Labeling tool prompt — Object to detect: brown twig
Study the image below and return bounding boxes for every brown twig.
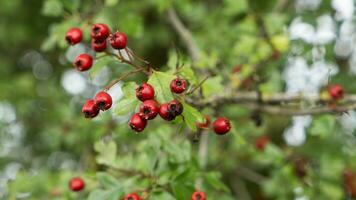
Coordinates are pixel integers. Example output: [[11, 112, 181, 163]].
[[103, 68, 145, 91], [186, 76, 209, 95]]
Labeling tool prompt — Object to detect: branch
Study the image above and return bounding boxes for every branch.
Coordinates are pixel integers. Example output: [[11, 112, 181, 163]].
[[189, 91, 356, 116], [167, 8, 200, 62]]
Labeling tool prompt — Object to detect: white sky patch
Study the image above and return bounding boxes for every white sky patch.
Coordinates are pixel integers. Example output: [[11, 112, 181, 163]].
[[61, 70, 87, 95], [332, 0, 355, 20]]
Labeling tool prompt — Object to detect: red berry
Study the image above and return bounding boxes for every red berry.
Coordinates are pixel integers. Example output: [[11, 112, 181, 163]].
[[69, 177, 85, 192], [73, 54, 93, 71], [159, 103, 176, 121], [212, 117, 231, 135], [91, 23, 110, 41], [65, 27, 83, 45], [91, 39, 107, 52], [170, 78, 187, 94], [254, 135, 269, 151], [197, 115, 211, 129], [191, 191, 206, 200], [129, 113, 147, 132], [168, 99, 183, 116], [328, 84, 344, 100], [82, 99, 100, 118], [94, 91, 112, 111], [232, 65, 242, 73], [124, 193, 141, 200], [136, 83, 155, 101], [139, 100, 159, 120], [109, 32, 128, 49]]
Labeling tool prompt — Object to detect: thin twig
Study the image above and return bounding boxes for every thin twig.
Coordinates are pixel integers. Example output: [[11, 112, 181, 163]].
[[186, 76, 209, 95], [104, 68, 145, 91]]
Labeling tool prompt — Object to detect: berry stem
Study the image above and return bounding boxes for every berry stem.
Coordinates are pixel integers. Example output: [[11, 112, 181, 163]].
[[103, 68, 146, 91], [186, 76, 209, 95]]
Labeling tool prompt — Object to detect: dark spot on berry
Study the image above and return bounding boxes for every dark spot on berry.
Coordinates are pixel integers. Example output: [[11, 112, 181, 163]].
[[98, 102, 106, 110], [93, 26, 100, 34], [143, 107, 150, 115], [176, 80, 182, 86], [75, 60, 82, 67]]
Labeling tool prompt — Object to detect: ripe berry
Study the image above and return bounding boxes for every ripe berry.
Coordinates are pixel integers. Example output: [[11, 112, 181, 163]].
[[69, 177, 85, 192], [124, 193, 141, 200], [159, 103, 176, 121], [213, 117, 231, 135], [94, 91, 112, 111], [328, 84, 344, 100], [191, 191, 206, 200], [73, 54, 93, 71], [136, 83, 155, 101], [91, 23, 110, 41], [168, 99, 183, 116], [232, 65, 242, 73], [197, 115, 211, 129], [65, 27, 83, 45], [91, 39, 107, 52], [109, 32, 128, 49], [170, 78, 187, 94], [255, 135, 269, 151], [139, 100, 159, 120], [129, 113, 147, 132], [82, 99, 100, 118]]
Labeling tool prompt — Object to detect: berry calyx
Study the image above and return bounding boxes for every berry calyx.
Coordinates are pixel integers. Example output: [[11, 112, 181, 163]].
[[69, 177, 85, 192], [91, 39, 107, 52], [109, 32, 128, 49], [124, 193, 141, 200], [170, 78, 187, 94], [136, 83, 155, 101], [212, 117, 231, 135], [129, 113, 147, 132], [168, 99, 183, 116], [91, 23, 110, 41], [254, 135, 269, 151], [94, 91, 112, 111], [65, 27, 83, 45], [82, 99, 100, 118], [73, 54, 93, 71], [159, 103, 176, 121], [139, 100, 159, 120], [197, 115, 211, 129], [328, 84, 344, 100], [191, 191, 206, 200]]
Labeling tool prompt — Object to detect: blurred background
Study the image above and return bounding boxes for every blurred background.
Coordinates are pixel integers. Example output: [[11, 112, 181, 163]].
[[1, 0, 356, 199]]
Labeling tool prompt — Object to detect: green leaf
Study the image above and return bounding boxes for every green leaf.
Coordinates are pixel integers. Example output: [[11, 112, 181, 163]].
[[309, 116, 335, 138], [89, 56, 114, 78], [148, 71, 175, 103], [94, 140, 117, 167], [88, 188, 123, 200], [150, 190, 176, 200], [115, 82, 140, 116], [105, 0, 119, 6], [97, 172, 120, 189], [178, 66, 198, 85], [42, 0, 63, 17], [182, 102, 204, 131], [205, 172, 230, 192], [202, 76, 224, 98]]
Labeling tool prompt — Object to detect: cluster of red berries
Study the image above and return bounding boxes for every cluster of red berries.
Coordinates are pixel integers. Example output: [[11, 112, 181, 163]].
[[129, 81, 185, 132], [69, 177, 206, 200], [65, 23, 128, 72], [82, 91, 113, 118]]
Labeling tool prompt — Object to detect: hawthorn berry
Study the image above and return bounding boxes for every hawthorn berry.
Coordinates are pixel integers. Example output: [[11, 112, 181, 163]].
[[197, 115, 211, 129], [191, 191, 206, 200], [124, 193, 141, 200], [129, 113, 147, 132], [212, 117, 231, 135], [159, 103, 176, 121], [168, 99, 183, 116], [91, 23, 110, 41], [328, 84, 344, 100], [91, 39, 107, 52], [94, 91, 112, 111], [109, 32, 128, 49], [69, 177, 85, 192], [255, 135, 269, 151], [139, 100, 159, 120], [65, 27, 83, 45], [232, 65, 242, 73], [82, 99, 100, 118], [170, 78, 187, 94], [73, 54, 93, 71], [136, 83, 155, 101]]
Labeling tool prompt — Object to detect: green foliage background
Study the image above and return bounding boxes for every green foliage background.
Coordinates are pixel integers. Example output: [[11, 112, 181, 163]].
[[0, 0, 356, 199]]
